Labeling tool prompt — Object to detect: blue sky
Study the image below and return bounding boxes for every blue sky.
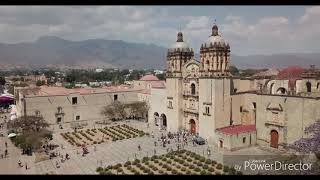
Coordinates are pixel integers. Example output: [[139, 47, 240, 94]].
[[0, 6, 319, 55]]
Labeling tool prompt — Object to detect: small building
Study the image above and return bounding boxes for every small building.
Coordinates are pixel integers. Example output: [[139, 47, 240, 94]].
[[215, 125, 257, 151]]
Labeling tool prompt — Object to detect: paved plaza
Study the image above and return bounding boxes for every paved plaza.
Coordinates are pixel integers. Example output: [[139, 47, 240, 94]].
[[0, 117, 283, 175]]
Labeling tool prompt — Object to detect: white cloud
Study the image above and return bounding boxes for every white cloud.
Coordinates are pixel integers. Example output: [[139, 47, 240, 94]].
[[185, 16, 210, 30], [0, 6, 319, 55]]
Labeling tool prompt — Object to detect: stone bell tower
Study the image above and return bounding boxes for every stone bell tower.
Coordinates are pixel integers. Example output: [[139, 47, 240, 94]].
[[166, 31, 194, 132], [198, 23, 232, 143]]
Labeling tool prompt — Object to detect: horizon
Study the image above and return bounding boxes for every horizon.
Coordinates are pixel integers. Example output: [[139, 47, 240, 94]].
[[0, 6, 319, 56]]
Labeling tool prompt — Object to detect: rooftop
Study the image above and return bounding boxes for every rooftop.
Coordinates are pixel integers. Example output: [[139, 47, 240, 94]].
[[139, 74, 159, 81], [20, 86, 141, 97], [150, 81, 166, 88], [276, 66, 305, 80], [216, 124, 256, 135]]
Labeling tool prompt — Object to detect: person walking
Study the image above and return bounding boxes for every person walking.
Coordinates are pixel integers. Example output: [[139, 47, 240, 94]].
[[5, 141, 7, 148], [18, 160, 22, 167], [25, 163, 28, 170], [4, 149, 8, 158], [154, 141, 157, 147], [138, 145, 141, 151]]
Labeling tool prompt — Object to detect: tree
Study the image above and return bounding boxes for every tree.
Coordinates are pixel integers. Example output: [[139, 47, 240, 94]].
[[8, 115, 51, 151], [7, 115, 49, 133], [101, 101, 127, 121], [36, 80, 44, 86], [125, 101, 150, 120], [0, 76, 5, 86], [229, 66, 239, 76], [156, 73, 166, 80], [287, 120, 320, 157]]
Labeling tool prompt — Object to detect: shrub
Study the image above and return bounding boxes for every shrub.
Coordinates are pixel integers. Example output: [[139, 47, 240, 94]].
[[186, 170, 191, 175], [228, 168, 237, 175], [197, 162, 203, 167], [208, 167, 215, 172], [142, 157, 149, 162], [158, 162, 163, 166], [200, 157, 205, 162], [105, 171, 113, 175], [200, 170, 206, 175], [223, 166, 229, 172], [152, 167, 158, 171], [166, 166, 172, 171], [159, 170, 164, 174], [143, 169, 148, 173], [215, 172, 221, 175], [93, 141, 97, 144], [117, 168, 123, 173], [167, 160, 172, 164], [212, 161, 217, 165], [125, 161, 131, 166], [189, 165, 195, 169], [205, 159, 212, 164], [134, 159, 140, 163], [187, 158, 192, 162], [194, 167, 201, 172], [181, 167, 186, 171], [172, 169, 178, 175], [203, 165, 209, 169], [115, 163, 122, 168], [127, 166, 132, 170], [96, 167, 103, 172], [154, 159, 159, 163], [144, 161, 149, 165], [216, 163, 223, 170]]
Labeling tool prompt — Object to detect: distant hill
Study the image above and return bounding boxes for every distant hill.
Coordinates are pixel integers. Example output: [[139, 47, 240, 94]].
[[0, 36, 319, 70]]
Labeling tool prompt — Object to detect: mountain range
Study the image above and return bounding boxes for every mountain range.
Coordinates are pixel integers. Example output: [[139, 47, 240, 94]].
[[0, 36, 319, 70]]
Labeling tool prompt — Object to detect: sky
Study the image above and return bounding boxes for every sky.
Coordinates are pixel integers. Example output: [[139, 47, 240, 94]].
[[0, 6, 319, 55]]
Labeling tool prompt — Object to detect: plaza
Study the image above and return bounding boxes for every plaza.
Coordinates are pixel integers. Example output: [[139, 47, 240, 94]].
[[0, 117, 283, 175]]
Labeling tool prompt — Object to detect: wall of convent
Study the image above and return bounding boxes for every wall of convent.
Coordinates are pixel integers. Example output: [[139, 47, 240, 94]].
[[19, 91, 139, 128], [231, 93, 320, 149]]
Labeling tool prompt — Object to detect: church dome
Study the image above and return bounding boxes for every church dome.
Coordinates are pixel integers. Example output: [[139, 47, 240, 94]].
[[203, 23, 229, 47], [169, 31, 192, 52], [206, 35, 226, 46]]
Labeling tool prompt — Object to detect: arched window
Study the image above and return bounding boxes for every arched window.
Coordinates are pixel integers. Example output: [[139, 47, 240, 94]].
[[270, 83, 274, 94], [306, 82, 311, 93], [191, 83, 196, 95], [276, 87, 287, 95]]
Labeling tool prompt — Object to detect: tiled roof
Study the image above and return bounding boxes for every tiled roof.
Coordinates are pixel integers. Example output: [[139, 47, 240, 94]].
[[139, 74, 159, 81], [276, 66, 304, 80], [150, 81, 166, 88], [23, 86, 141, 97], [216, 124, 256, 135]]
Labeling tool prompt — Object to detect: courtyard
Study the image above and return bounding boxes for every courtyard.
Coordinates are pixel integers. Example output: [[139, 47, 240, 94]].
[[0, 118, 284, 175]]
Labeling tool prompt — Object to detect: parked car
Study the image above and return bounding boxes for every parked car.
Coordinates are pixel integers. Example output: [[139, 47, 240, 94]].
[[194, 136, 206, 145]]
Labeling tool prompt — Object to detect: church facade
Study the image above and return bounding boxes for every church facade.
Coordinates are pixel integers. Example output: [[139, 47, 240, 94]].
[[164, 23, 320, 151]]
